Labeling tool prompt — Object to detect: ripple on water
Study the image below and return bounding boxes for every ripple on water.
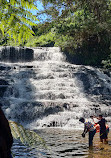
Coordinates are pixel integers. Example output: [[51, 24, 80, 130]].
[[12, 129, 111, 158]]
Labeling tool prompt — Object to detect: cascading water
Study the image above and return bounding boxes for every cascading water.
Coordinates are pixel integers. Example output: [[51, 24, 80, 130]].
[[0, 46, 33, 62], [0, 46, 111, 130]]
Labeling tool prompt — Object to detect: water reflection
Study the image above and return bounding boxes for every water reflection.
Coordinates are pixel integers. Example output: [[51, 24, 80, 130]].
[[12, 129, 111, 158]]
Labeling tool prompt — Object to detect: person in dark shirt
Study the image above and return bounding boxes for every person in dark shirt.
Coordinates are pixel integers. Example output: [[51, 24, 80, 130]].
[[0, 104, 13, 158], [93, 114, 108, 143]]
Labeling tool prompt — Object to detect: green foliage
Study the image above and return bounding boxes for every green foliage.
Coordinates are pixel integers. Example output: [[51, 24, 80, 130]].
[[25, 31, 55, 47], [39, 0, 111, 65], [9, 120, 46, 148], [0, 0, 38, 45], [102, 54, 111, 69], [32, 22, 55, 36]]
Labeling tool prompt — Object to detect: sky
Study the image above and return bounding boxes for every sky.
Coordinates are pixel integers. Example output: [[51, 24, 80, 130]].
[[31, 1, 47, 23]]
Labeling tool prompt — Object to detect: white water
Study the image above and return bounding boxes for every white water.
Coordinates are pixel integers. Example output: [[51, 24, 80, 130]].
[[0, 47, 111, 130]]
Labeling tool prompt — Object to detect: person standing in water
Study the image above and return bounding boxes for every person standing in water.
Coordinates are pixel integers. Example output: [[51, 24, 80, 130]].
[[92, 114, 109, 143], [79, 117, 96, 147]]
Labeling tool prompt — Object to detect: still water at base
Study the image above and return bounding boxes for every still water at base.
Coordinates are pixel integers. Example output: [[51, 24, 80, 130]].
[[12, 128, 111, 158]]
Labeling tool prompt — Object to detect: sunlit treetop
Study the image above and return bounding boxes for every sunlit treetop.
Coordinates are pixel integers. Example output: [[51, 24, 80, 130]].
[[0, 0, 38, 44]]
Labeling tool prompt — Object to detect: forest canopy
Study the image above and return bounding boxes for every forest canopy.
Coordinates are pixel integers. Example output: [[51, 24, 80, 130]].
[[0, 0, 111, 67]]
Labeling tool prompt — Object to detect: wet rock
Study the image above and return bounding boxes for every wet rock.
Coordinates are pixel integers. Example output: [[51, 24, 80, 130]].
[[92, 104, 100, 107], [0, 66, 11, 71], [103, 70, 111, 77], [26, 66, 33, 69], [46, 92, 56, 100], [47, 74, 54, 79], [44, 106, 63, 116], [92, 87, 104, 95], [0, 79, 9, 97], [75, 72, 91, 92], [63, 103, 70, 109], [58, 93, 65, 99]]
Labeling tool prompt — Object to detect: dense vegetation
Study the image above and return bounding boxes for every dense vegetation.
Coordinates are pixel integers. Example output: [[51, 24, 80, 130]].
[[0, 0, 38, 45], [0, 0, 111, 67]]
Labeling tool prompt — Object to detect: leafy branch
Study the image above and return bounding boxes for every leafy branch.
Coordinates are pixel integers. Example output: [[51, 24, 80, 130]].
[[0, 0, 38, 44]]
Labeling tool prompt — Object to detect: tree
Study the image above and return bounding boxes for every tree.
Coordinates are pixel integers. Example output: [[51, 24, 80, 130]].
[[0, 0, 38, 45], [38, 0, 111, 65]]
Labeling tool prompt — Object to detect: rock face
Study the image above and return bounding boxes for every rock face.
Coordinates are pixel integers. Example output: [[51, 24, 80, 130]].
[[0, 79, 9, 97], [0, 46, 34, 62], [0, 47, 111, 129]]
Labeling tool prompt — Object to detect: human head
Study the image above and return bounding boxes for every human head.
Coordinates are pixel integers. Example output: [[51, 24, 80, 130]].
[[79, 117, 85, 123], [99, 114, 103, 120]]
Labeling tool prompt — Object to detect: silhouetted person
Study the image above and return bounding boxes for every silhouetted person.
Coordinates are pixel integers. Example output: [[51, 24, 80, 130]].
[[0, 104, 13, 158], [92, 114, 108, 143]]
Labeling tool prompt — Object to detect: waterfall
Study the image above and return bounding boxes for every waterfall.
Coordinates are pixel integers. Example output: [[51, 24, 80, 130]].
[[0, 47, 111, 129], [0, 46, 34, 62]]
